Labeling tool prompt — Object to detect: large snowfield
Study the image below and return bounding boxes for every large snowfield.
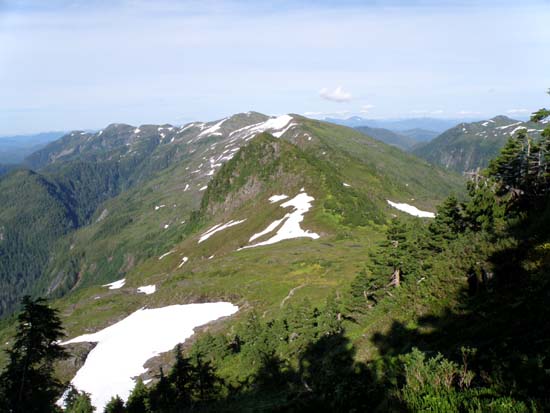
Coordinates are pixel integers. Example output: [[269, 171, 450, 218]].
[[61, 303, 238, 410]]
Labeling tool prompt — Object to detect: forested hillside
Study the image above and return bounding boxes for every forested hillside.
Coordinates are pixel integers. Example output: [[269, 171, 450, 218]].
[[3, 102, 549, 411], [75, 102, 550, 412], [414, 116, 547, 173]]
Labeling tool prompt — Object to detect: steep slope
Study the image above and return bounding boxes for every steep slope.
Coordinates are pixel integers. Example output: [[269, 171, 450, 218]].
[[0, 170, 77, 316], [413, 115, 546, 173], [0, 116, 466, 407], [36, 115, 463, 300], [355, 126, 417, 150]]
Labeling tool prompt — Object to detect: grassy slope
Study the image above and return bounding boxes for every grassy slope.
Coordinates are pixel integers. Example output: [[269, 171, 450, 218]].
[[0, 122, 464, 387]]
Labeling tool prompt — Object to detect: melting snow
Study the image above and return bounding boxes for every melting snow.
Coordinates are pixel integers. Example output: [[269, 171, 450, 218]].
[[242, 192, 319, 249], [198, 219, 247, 243], [158, 250, 175, 260], [269, 194, 289, 203], [198, 118, 227, 138], [496, 121, 523, 130], [237, 115, 294, 141], [137, 285, 156, 295], [387, 200, 435, 218], [103, 279, 126, 290], [509, 126, 527, 135], [177, 256, 189, 268], [60, 303, 238, 410]]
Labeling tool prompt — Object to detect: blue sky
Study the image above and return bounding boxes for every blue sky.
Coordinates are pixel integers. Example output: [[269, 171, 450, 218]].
[[1, 0, 550, 135]]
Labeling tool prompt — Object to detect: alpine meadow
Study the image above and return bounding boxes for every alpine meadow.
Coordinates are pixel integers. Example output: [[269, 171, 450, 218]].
[[1, 1, 550, 412]]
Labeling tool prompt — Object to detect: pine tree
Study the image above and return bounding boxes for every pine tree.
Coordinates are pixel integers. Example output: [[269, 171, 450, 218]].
[[348, 268, 379, 312], [429, 195, 465, 249], [103, 395, 126, 413], [65, 390, 95, 413], [168, 344, 193, 407], [125, 378, 149, 413], [147, 368, 173, 413], [0, 296, 68, 413], [191, 354, 221, 401], [376, 219, 408, 287]]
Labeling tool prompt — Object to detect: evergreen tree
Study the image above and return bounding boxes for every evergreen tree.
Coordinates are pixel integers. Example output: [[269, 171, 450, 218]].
[[168, 344, 193, 407], [372, 219, 409, 287], [147, 368, 173, 413], [103, 395, 126, 413], [191, 354, 222, 401], [0, 296, 67, 413], [125, 378, 149, 413], [429, 195, 465, 249], [65, 390, 95, 413], [348, 268, 379, 313]]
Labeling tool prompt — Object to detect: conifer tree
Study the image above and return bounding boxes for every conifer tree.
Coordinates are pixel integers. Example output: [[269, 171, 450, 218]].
[[103, 395, 126, 413], [147, 368, 173, 413], [0, 296, 67, 413], [168, 344, 193, 407], [191, 353, 221, 401], [125, 378, 149, 413], [65, 392, 95, 413]]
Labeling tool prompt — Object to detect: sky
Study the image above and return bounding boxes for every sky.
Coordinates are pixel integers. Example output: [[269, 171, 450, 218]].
[[1, 0, 550, 135]]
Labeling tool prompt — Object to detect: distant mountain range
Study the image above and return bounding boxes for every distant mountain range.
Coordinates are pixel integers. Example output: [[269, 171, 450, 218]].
[[0, 131, 65, 164], [413, 115, 546, 173], [325, 116, 477, 133]]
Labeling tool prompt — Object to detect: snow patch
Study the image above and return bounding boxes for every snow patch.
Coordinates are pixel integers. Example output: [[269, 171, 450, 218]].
[[60, 303, 238, 410], [103, 279, 126, 290], [387, 200, 435, 218], [496, 121, 523, 130], [242, 192, 319, 249], [269, 194, 289, 203], [198, 118, 227, 138], [198, 219, 247, 243], [177, 257, 189, 268], [158, 250, 175, 260], [137, 285, 156, 295]]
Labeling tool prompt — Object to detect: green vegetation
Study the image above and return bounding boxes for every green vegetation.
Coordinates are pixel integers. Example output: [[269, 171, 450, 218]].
[[95, 101, 550, 411], [0, 297, 68, 413], [355, 125, 418, 150], [414, 115, 547, 174]]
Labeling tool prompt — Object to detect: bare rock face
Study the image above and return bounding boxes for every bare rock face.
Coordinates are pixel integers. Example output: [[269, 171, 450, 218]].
[[57, 341, 96, 383]]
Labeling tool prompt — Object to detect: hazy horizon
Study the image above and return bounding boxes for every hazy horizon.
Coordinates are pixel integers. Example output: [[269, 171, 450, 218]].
[[1, 0, 549, 135]]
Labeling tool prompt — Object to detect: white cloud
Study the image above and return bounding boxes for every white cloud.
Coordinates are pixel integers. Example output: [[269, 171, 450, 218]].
[[360, 104, 375, 114], [506, 108, 530, 114], [319, 86, 352, 102]]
